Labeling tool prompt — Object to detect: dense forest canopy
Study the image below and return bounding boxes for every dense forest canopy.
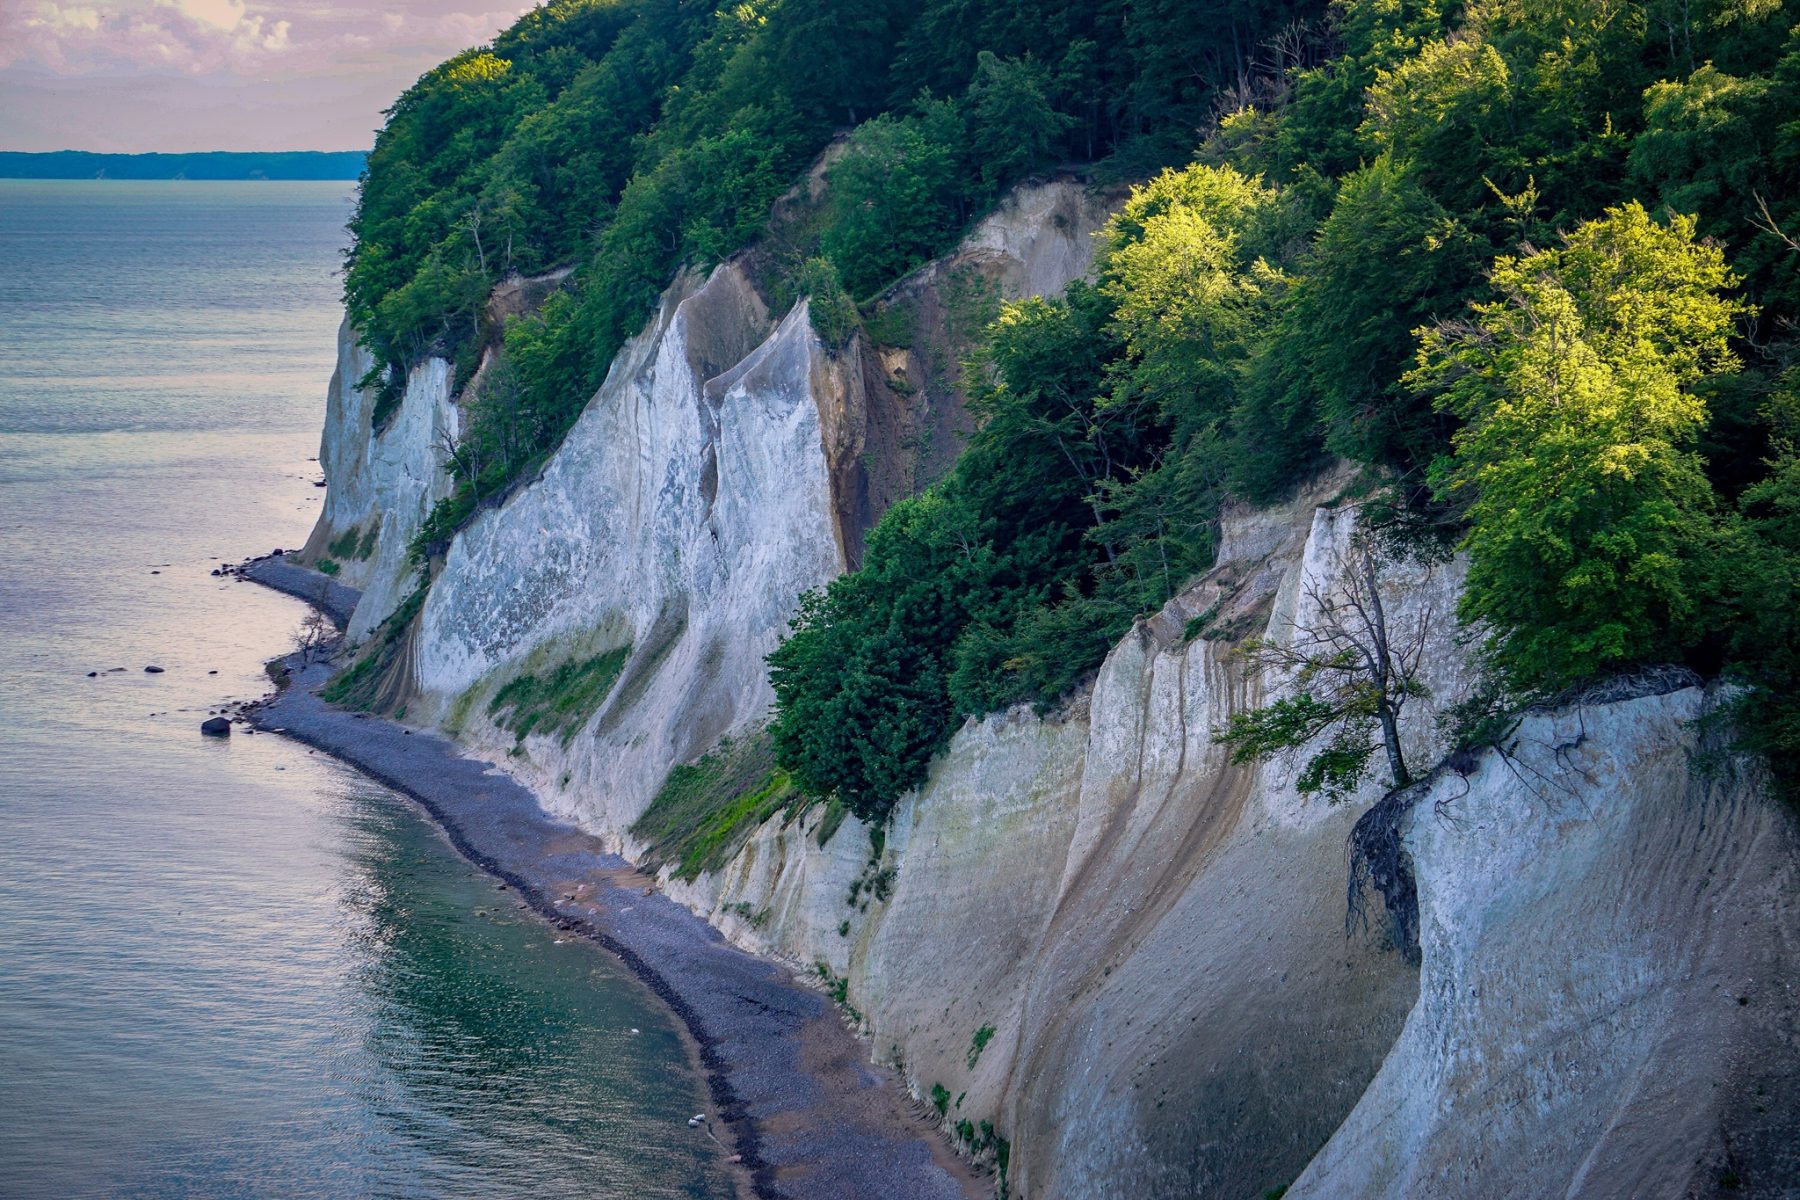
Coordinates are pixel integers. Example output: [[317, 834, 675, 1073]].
[[346, 0, 1800, 824], [344, 0, 1311, 430], [766, 0, 1800, 820]]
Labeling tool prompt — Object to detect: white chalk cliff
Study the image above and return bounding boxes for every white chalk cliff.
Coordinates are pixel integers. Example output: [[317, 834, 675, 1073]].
[[419, 264, 840, 835], [303, 318, 458, 644], [305, 176, 1800, 1198]]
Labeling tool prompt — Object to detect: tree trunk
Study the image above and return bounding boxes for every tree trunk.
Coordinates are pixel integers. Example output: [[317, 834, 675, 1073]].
[[1378, 702, 1409, 790]]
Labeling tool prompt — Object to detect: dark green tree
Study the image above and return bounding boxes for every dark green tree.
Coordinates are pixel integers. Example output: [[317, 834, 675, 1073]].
[[965, 52, 1076, 189]]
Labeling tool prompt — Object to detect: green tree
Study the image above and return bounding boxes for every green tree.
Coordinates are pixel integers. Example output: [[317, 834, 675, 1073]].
[[1631, 64, 1775, 229], [1099, 166, 1279, 417], [768, 285, 1125, 821], [796, 257, 860, 347], [965, 52, 1076, 190], [1267, 0, 1452, 180], [1630, 51, 1800, 322], [767, 491, 989, 821], [1416, 203, 1746, 692], [1280, 153, 1485, 479], [769, 0, 918, 127], [1727, 370, 1800, 788], [820, 113, 962, 297], [1361, 31, 1513, 208], [1092, 165, 1283, 606]]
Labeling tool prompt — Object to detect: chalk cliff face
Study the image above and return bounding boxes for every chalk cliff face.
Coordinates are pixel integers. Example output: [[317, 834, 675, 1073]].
[[416, 263, 840, 835], [310, 176, 1800, 1198], [671, 488, 1799, 1199], [667, 479, 1475, 1199], [303, 318, 457, 643], [1290, 681, 1800, 1199], [332, 178, 1119, 841]]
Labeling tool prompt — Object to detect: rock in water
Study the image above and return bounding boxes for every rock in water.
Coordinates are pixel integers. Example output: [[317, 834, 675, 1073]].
[[143, 665, 165, 674], [201, 717, 231, 737]]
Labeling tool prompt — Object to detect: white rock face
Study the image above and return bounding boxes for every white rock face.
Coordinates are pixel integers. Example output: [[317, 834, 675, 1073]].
[[1290, 683, 1800, 1199], [951, 178, 1117, 301], [303, 317, 457, 641], [370, 178, 1119, 840], [674, 477, 1478, 1198], [672, 486, 1799, 1198], [412, 264, 844, 838], [306, 318, 376, 570]]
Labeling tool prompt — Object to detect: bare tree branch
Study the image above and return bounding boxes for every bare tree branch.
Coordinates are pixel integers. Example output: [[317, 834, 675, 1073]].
[[1223, 523, 1432, 798], [292, 580, 340, 666], [1752, 192, 1800, 254]]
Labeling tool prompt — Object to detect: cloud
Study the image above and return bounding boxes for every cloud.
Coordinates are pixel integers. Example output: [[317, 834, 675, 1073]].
[[0, 0, 533, 150], [0, 1, 529, 78], [174, 0, 245, 29]]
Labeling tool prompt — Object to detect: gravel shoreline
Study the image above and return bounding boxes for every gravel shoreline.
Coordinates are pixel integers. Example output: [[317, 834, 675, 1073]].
[[245, 567, 984, 1200], [236, 554, 360, 627]]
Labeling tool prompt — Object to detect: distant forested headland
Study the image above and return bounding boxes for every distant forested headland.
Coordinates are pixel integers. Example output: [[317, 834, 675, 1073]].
[[0, 151, 367, 180]]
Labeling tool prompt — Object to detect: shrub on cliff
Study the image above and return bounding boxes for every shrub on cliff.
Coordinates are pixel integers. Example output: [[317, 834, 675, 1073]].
[[797, 258, 860, 348], [820, 112, 963, 299]]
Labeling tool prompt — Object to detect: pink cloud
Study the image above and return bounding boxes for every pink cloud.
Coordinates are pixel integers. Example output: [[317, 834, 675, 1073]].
[[0, 1, 529, 78], [0, 1, 538, 150]]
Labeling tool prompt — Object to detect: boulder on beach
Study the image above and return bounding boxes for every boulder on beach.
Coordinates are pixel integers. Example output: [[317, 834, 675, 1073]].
[[201, 717, 231, 737]]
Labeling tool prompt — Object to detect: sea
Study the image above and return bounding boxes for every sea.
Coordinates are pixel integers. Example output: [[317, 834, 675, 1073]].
[[0, 180, 734, 1199]]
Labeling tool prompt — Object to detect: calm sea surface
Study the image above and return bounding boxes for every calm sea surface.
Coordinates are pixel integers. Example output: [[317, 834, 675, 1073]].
[[0, 181, 732, 1199]]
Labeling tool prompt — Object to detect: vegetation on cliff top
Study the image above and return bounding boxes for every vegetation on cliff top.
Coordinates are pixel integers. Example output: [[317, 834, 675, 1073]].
[[770, 0, 1800, 821], [347, 0, 1314, 561], [348, 0, 1800, 823]]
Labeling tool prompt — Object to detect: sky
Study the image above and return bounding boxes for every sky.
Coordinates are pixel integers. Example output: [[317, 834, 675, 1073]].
[[0, 0, 534, 152]]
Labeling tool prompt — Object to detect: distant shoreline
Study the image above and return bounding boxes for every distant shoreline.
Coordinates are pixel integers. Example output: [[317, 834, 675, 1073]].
[[0, 151, 366, 181]]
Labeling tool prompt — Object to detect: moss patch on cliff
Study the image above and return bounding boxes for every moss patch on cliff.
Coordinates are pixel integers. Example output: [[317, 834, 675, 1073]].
[[632, 729, 806, 882], [593, 608, 685, 735], [321, 582, 428, 712], [488, 643, 631, 746], [326, 522, 378, 562]]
